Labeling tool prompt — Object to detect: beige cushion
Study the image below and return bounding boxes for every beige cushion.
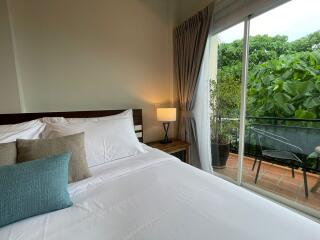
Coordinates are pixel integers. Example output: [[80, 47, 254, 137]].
[[17, 133, 91, 183], [0, 142, 17, 166]]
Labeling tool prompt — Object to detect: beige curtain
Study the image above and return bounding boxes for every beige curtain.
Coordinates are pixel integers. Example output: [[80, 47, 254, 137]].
[[174, 5, 214, 168]]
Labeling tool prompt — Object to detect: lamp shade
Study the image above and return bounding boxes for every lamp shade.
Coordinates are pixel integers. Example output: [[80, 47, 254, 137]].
[[157, 108, 176, 122]]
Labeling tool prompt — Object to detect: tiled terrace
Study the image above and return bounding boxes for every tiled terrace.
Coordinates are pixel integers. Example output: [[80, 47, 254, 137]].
[[215, 153, 320, 211]]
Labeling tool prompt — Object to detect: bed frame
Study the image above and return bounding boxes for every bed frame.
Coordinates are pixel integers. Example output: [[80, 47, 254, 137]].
[[0, 109, 144, 142]]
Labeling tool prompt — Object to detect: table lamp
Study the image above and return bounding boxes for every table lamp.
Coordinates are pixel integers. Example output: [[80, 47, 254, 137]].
[[157, 108, 176, 144]]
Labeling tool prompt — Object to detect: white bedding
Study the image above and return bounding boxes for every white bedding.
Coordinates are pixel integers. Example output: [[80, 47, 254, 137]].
[[0, 145, 319, 240]]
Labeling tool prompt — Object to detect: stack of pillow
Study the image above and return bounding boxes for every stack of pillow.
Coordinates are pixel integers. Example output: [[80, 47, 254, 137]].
[[0, 109, 144, 227]]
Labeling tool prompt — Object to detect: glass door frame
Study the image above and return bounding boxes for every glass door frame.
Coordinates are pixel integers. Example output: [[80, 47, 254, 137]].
[[216, 16, 320, 220], [237, 16, 250, 185]]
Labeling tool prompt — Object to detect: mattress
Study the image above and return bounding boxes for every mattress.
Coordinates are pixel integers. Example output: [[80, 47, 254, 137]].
[[0, 145, 319, 240]]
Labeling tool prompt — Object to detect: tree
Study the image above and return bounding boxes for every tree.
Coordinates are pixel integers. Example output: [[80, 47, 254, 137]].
[[213, 30, 320, 119], [210, 75, 240, 144], [218, 34, 290, 71], [290, 31, 320, 52], [248, 35, 290, 68], [247, 51, 320, 118]]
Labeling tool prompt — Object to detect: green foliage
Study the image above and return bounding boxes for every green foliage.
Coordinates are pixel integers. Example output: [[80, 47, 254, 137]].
[[213, 30, 320, 121], [218, 39, 243, 70], [210, 72, 240, 144], [211, 31, 320, 168], [248, 35, 290, 68], [247, 51, 320, 118], [218, 35, 290, 70], [290, 31, 320, 52]]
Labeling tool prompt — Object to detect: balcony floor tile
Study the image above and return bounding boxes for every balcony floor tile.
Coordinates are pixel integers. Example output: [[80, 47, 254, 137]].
[[214, 153, 320, 211]]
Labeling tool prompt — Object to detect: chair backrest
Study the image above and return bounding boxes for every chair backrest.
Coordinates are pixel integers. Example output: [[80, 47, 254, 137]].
[[250, 127, 303, 154], [251, 124, 319, 156]]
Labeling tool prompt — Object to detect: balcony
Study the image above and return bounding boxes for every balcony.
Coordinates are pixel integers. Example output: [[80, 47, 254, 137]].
[[215, 153, 320, 211], [210, 17, 320, 215], [212, 117, 320, 211]]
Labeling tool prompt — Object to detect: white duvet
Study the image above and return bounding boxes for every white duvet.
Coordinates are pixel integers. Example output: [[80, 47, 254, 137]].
[[0, 145, 319, 240]]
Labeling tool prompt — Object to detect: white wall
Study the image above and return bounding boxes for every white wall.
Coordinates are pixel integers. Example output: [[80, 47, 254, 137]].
[[0, 0, 20, 113], [5, 0, 175, 142], [0, 0, 210, 141]]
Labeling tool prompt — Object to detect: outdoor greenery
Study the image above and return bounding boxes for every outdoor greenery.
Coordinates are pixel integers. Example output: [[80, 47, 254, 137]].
[[210, 30, 320, 145], [249, 51, 320, 119], [210, 79, 240, 144]]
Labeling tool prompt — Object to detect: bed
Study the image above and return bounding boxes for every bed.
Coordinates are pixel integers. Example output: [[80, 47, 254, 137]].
[[0, 110, 319, 240]]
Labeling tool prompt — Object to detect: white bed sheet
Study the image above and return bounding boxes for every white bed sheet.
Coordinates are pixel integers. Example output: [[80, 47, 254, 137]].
[[0, 144, 319, 240]]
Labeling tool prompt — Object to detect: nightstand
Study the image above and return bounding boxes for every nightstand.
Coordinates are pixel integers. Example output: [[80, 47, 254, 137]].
[[147, 139, 190, 164]]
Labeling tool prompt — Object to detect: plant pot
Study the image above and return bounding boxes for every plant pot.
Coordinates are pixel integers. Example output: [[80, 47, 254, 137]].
[[211, 142, 230, 169]]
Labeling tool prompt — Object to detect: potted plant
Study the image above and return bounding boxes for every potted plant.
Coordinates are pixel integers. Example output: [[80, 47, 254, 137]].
[[210, 71, 240, 168], [210, 116, 232, 168]]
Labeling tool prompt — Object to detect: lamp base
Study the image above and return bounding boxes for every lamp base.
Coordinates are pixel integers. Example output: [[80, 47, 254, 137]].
[[161, 122, 171, 144]]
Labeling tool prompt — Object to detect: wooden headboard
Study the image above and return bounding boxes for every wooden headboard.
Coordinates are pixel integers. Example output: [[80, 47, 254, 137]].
[[0, 109, 144, 142]]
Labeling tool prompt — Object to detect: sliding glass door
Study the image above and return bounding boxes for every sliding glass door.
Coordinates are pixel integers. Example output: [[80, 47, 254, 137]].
[[210, 0, 320, 217], [210, 23, 243, 181], [243, 0, 320, 214]]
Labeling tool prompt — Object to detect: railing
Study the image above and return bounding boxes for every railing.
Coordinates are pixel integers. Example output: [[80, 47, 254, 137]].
[[214, 116, 320, 173], [246, 116, 320, 128]]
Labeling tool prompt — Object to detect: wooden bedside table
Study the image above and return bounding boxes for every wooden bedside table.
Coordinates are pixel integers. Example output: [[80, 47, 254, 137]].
[[147, 139, 190, 164]]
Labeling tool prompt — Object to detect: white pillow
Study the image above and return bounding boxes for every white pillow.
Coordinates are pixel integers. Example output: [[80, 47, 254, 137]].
[[41, 111, 144, 167], [41, 109, 132, 124], [0, 120, 45, 143]]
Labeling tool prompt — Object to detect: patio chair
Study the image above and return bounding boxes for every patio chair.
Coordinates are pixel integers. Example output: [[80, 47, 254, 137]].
[[250, 127, 309, 198]]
